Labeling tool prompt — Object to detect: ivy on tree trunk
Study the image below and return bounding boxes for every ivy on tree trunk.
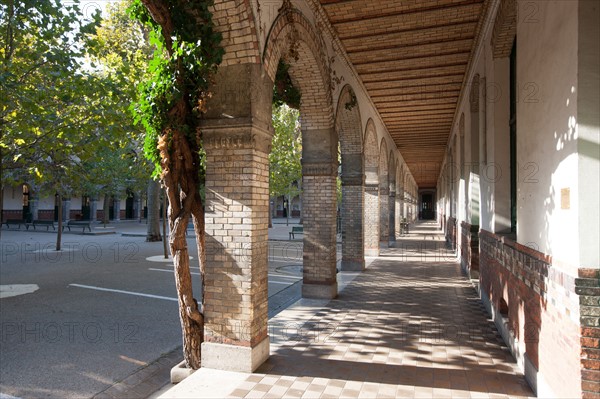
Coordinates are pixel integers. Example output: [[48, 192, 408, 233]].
[[129, 0, 223, 369]]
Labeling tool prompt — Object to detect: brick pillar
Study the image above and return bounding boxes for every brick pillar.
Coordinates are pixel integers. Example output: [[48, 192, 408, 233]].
[[202, 125, 271, 372], [379, 187, 389, 247], [341, 170, 364, 271], [389, 187, 396, 243], [200, 63, 272, 372], [302, 161, 338, 298], [113, 199, 120, 221], [364, 184, 380, 256]]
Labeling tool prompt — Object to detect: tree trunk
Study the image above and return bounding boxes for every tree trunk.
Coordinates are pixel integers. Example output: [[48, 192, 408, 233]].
[[268, 196, 273, 228], [0, 184, 4, 240], [146, 179, 162, 242], [160, 103, 204, 370], [56, 193, 63, 251], [102, 195, 110, 226], [162, 186, 168, 258], [138, 0, 208, 370]]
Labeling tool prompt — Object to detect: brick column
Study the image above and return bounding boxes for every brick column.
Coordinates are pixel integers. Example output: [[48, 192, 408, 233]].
[[379, 187, 389, 247], [200, 63, 273, 372], [341, 168, 364, 271], [389, 184, 396, 243], [201, 125, 271, 372], [364, 184, 380, 256], [302, 161, 338, 299]]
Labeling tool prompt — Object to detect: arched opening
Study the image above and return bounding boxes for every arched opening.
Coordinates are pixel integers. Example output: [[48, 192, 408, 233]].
[[199, 5, 338, 371], [263, 9, 338, 300], [363, 120, 380, 256], [21, 183, 31, 222], [125, 189, 135, 219], [379, 139, 389, 247]]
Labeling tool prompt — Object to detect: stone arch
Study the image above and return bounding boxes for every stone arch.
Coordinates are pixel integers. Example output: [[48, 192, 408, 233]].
[[263, 8, 333, 130], [336, 85, 365, 271], [378, 139, 389, 246], [363, 119, 380, 256]]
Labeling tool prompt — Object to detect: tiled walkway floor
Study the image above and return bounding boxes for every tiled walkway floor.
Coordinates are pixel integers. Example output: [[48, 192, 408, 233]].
[[161, 221, 534, 399]]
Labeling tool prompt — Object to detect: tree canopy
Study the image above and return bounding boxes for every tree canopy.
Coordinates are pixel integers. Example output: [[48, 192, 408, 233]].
[[269, 104, 302, 201]]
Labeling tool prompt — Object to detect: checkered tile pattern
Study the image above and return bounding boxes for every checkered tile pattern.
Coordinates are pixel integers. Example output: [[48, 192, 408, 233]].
[[223, 221, 534, 398]]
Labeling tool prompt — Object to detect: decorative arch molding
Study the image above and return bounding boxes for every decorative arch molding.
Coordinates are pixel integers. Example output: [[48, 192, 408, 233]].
[[336, 84, 363, 184]]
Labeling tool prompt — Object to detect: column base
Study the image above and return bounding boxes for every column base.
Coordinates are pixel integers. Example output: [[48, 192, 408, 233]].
[[302, 282, 338, 299], [341, 259, 365, 271], [201, 336, 270, 373]]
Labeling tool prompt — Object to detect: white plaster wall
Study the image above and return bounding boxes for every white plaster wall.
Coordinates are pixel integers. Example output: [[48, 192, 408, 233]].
[[577, 0, 600, 269], [70, 197, 82, 210], [3, 185, 22, 209], [517, 0, 579, 271], [38, 196, 55, 210]]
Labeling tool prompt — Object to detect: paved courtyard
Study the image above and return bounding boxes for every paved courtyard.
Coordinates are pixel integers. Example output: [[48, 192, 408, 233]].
[[158, 221, 534, 398]]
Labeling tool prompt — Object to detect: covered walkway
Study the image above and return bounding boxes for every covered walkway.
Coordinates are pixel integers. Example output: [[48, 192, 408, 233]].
[[159, 221, 533, 398]]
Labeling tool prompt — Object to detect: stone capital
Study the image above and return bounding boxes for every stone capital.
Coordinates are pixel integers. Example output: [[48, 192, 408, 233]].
[[202, 124, 272, 154], [364, 183, 379, 192], [341, 173, 364, 186], [302, 160, 338, 176]]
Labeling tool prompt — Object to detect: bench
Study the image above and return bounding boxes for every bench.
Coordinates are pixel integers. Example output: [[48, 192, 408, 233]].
[[4, 219, 28, 229], [33, 220, 56, 231], [289, 226, 304, 240], [63, 220, 92, 233], [400, 222, 409, 235]]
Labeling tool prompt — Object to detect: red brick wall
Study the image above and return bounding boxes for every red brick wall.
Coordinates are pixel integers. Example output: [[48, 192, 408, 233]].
[[480, 229, 582, 398], [37, 210, 54, 221], [578, 268, 600, 398], [2, 210, 23, 222]]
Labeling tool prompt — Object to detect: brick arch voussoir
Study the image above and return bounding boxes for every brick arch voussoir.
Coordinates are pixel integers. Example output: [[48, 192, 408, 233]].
[[263, 10, 333, 128], [336, 84, 363, 170], [211, 0, 260, 66]]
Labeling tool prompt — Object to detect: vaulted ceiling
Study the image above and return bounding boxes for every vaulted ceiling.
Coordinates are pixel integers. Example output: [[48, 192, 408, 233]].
[[319, 0, 487, 188]]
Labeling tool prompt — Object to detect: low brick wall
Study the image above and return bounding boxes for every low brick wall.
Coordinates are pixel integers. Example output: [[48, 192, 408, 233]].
[[479, 229, 588, 398], [2, 210, 23, 221]]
